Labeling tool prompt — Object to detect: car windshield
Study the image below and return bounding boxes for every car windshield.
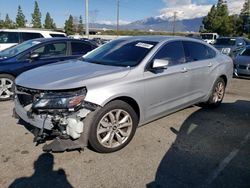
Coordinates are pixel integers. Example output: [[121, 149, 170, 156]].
[[82, 39, 158, 67], [240, 48, 250, 56], [201, 34, 213, 40], [0, 40, 40, 58], [214, 38, 236, 46]]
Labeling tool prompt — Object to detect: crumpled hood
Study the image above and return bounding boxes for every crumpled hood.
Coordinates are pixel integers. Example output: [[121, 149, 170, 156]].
[[234, 55, 250, 65], [16, 59, 130, 90]]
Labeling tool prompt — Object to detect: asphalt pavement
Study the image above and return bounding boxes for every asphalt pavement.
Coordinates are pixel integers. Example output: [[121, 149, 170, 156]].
[[0, 78, 249, 188]]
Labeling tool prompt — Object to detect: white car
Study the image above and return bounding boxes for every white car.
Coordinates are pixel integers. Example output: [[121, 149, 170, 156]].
[[0, 29, 66, 51]]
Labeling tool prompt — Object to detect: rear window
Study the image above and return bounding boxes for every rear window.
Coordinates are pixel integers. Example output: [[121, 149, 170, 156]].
[[22, 32, 44, 41], [71, 42, 93, 55], [50, 34, 66, 37], [0, 32, 19, 44]]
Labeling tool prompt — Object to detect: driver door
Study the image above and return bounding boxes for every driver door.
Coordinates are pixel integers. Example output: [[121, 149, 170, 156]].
[[143, 41, 191, 122]]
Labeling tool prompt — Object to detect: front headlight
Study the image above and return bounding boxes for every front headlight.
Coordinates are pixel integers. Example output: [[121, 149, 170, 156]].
[[32, 88, 87, 110]]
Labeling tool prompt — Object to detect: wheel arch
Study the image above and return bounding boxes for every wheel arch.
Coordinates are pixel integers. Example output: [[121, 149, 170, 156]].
[[219, 75, 228, 86], [108, 96, 141, 122]]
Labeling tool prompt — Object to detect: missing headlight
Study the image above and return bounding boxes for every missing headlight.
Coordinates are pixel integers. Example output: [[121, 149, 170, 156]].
[[32, 87, 87, 112]]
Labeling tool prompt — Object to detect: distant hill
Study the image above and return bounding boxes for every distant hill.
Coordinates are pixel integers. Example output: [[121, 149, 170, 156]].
[[92, 17, 204, 32]]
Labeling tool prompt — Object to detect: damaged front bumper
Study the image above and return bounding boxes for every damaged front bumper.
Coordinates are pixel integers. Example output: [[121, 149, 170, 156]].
[[14, 86, 98, 152]]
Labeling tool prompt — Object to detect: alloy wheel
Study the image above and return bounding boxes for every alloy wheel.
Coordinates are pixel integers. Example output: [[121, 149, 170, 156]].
[[0, 78, 14, 99], [96, 109, 133, 148], [212, 81, 225, 103]]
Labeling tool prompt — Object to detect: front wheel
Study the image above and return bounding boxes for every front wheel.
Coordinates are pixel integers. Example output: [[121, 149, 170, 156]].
[[0, 74, 15, 101], [203, 78, 226, 108], [88, 100, 138, 153]]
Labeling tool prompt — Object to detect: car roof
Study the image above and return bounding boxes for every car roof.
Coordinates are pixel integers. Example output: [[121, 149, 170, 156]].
[[30, 37, 91, 43], [116, 35, 194, 43], [0, 29, 65, 35]]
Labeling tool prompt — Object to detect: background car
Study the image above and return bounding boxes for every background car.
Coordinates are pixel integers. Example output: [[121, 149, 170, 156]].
[[213, 37, 250, 57], [0, 37, 97, 101], [233, 45, 250, 78], [0, 29, 66, 51]]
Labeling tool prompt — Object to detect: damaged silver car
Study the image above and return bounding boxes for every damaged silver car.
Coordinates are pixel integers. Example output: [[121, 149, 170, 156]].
[[14, 36, 233, 153]]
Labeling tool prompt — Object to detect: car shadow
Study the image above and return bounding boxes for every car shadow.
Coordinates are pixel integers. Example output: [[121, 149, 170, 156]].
[[147, 100, 250, 188], [8, 153, 73, 188]]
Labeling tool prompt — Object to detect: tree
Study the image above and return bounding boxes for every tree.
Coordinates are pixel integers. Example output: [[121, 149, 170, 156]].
[[16, 5, 26, 27], [202, 0, 233, 36], [78, 15, 84, 35], [4, 14, 16, 29], [31, 1, 42, 28], [0, 20, 4, 29], [44, 12, 56, 29], [64, 15, 74, 35], [238, 0, 250, 35], [202, 5, 217, 32]]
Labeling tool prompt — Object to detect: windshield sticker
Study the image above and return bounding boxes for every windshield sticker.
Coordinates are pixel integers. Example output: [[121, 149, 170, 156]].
[[32, 41, 41, 45], [135, 42, 154, 49]]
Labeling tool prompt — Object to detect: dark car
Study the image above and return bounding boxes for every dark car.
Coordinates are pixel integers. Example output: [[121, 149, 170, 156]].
[[0, 38, 97, 100], [213, 37, 250, 57], [233, 45, 250, 78]]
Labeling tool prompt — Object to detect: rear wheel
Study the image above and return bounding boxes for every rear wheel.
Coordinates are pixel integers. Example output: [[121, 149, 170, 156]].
[[0, 74, 15, 101], [88, 100, 138, 153], [203, 78, 226, 108]]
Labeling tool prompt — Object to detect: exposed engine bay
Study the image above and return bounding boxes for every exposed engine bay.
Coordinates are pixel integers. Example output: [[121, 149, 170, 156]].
[[14, 85, 99, 152]]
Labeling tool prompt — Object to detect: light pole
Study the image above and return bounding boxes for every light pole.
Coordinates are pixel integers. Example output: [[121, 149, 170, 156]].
[[117, 0, 120, 36], [85, 0, 89, 38], [173, 12, 177, 36]]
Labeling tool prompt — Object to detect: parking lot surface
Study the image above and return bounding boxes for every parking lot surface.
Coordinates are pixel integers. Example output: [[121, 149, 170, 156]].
[[0, 78, 249, 188]]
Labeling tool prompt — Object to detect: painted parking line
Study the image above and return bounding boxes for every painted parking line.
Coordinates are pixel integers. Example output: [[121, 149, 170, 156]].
[[205, 131, 250, 185]]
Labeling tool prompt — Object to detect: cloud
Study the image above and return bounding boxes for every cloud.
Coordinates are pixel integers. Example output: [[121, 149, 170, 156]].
[[97, 20, 131, 25], [160, 0, 245, 20]]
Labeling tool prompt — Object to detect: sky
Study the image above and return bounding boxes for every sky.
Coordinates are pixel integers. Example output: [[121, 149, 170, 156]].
[[0, 0, 246, 27]]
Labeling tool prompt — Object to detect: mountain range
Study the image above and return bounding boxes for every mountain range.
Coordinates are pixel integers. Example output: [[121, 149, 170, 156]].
[[92, 17, 204, 32]]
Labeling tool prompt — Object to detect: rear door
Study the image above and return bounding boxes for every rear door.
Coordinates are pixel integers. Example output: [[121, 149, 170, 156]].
[[182, 41, 217, 101], [144, 41, 191, 121]]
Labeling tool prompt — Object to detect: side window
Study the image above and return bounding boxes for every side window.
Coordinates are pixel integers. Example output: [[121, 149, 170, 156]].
[[0, 32, 19, 43], [152, 41, 185, 66], [183, 41, 215, 62], [33, 42, 67, 58], [22, 32, 44, 41], [71, 42, 93, 55]]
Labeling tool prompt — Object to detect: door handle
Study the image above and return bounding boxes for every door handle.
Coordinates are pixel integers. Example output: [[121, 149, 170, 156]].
[[208, 63, 213, 67], [181, 67, 188, 73]]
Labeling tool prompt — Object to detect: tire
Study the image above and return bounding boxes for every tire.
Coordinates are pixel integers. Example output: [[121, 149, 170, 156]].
[[87, 100, 138, 153], [202, 78, 226, 108], [0, 74, 15, 101]]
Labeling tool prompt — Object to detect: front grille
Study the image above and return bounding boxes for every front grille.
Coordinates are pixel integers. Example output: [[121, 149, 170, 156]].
[[238, 65, 248, 70]]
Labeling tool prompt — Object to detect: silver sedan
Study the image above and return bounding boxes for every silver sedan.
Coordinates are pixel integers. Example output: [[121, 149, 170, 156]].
[[14, 36, 233, 153]]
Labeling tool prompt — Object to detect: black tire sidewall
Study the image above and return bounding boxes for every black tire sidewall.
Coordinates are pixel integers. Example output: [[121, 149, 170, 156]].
[[88, 100, 138, 153]]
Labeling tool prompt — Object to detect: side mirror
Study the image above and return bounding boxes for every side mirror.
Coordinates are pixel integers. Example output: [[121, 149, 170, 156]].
[[152, 59, 169, 69], [30, 53, 40, 60], [237, 42, 243, 47]]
